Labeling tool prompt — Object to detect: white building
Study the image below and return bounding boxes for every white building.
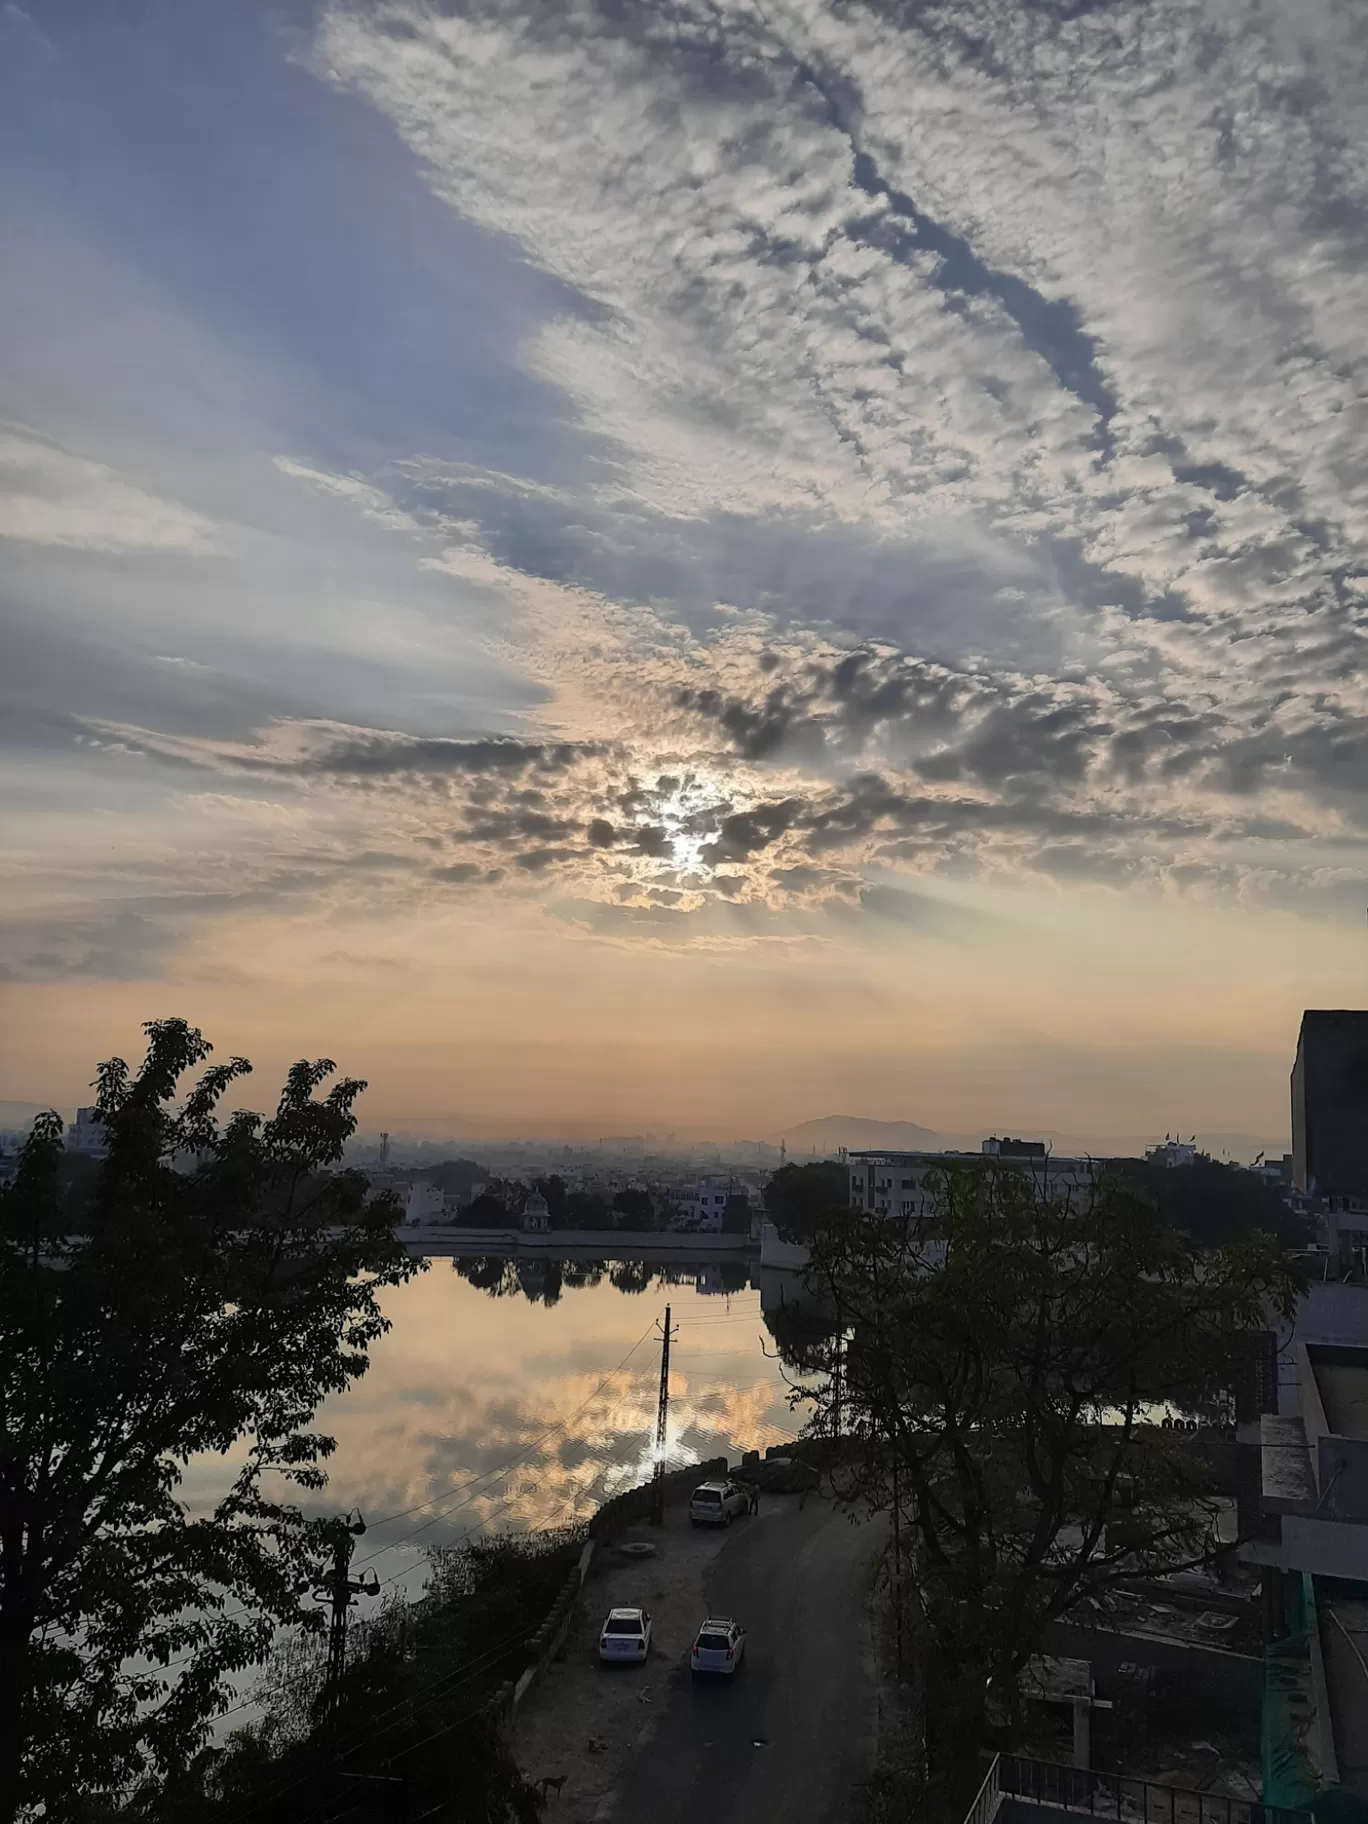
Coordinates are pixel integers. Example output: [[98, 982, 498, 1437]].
[[1144, 1137, 1199, 1168], [521, 1190, 551, 1233], [404, 1181, 448, 1226], [849, 1140, 1099, 1240], [669, 1175, 734, 1233]]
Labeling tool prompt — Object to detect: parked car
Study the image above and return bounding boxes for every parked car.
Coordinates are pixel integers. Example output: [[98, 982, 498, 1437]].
[[598, 1606, 652, 1665], [690, 1615, 746, 1675], [689, 1480, 748, 1526]]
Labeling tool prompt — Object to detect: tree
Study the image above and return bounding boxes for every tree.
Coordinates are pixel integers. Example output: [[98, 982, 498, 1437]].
[[764, 1159, 848, 1243], [802, 1164, 1299, 1817], [457, 1191, 516, 1229], [722, 1193, 752, 1234], [612, 1188, 656, 1230], [425, 1157, 491, 1201], [1118, 1156, 1312, 1249], [564, 1191, 613, 1231], [0, 1019, 420, 1821]]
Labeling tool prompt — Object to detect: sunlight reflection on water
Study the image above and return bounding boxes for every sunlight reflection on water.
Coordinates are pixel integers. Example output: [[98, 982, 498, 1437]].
[[185, 1255, 806, 1609]]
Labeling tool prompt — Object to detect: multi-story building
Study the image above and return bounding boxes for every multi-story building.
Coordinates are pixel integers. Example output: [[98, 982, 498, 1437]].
[[66, 1106, 107, 1156], [404, 1180, 449, 1225], [849, 1139, 1098, 1224], [1292, 1011, 1368, 1217], [669, 1174, 735, 1233]]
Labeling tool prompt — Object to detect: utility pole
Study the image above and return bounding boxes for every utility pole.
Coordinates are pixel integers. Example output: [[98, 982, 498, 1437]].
[[891, 1456, 904, 1671], [651, 1305, 677, 1525], [312, 1511, 378, 1724]]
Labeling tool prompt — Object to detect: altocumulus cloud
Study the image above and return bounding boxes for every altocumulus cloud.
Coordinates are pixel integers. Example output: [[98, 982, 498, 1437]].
[[294, 0, 1368, 906], [4, 0, 1367, 983]]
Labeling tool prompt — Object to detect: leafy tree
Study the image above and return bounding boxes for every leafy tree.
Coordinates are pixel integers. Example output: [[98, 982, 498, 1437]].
[[612, 1188, 656, 1230], [457, 1192, 517, 1230], [722, 1192, 753, 1234], [564, 1190, 613, 1231], [802, 1164, 1299, 1817], [764, 1159, 848, 1243], [1117, 1156, 1312, 1249], [424, 1157, 492, 1201], [0, 1019, 420, 1822]]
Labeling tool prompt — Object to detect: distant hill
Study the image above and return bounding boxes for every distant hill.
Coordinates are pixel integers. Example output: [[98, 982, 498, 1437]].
[[775, 1115, 949, 1155], [773, 1116, 1290, 1165]]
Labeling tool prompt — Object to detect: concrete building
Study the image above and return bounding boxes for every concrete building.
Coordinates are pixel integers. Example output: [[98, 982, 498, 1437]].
[[1145, 1137, 1200, 1168], [1240, 1333, 1368, 1812], [1292, 1012, 1368, 1212], [669, 1174, 733, 1233], [66, 1106, 106, 1156], [849, 1139, 1099, 1235], [404, 1180, 447, 1225]]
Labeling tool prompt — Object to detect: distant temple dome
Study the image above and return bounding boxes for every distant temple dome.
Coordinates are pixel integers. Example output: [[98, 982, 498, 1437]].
[[522, 1191, 551, 1232]]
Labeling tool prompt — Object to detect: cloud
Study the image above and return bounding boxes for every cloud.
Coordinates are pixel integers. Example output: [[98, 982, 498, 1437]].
[[0, 422, 222, 554], [313, 0, 1367, 815]]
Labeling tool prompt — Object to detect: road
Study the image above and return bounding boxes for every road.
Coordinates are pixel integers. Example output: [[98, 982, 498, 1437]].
[[613, 1495, 881, 1824]]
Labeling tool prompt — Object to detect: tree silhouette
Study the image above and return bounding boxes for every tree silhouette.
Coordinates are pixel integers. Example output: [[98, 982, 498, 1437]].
[[0, 1019, 419, 1819]]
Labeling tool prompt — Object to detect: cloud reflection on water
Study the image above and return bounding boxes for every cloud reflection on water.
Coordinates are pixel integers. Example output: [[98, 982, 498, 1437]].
[[257, 1258, 803, 1595]]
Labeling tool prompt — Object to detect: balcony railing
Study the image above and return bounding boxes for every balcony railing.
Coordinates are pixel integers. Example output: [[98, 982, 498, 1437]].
[[969, 1756, 1309, 1824]]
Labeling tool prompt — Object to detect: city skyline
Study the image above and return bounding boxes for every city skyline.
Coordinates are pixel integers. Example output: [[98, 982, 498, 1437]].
[[3, 0, 1366, 1139]]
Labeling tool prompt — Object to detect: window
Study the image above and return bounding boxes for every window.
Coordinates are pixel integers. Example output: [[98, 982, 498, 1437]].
[[605, 1617, 643, 1635], [697, 1634, 730, 1653]]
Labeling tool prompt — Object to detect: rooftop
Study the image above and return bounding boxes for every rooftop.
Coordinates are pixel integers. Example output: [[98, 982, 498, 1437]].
[[1309, 1345, 1368, 1442]]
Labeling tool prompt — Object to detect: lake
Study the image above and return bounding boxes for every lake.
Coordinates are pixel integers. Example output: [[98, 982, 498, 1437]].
[[184, 1254, 810, 1630]]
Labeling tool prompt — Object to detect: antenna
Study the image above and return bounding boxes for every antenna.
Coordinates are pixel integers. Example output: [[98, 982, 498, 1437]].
[[379, 1130, 390, 1169]]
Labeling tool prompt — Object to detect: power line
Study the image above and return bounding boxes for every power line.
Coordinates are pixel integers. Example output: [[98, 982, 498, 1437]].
[[156, 1315, 663, 1678]]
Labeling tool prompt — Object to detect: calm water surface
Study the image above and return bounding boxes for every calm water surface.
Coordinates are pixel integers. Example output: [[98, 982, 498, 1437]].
[[186, 1255, 806, 1613]]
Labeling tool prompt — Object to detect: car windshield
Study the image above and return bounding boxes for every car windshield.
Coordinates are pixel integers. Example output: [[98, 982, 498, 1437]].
[[693, 1489, 721, 1503], [697, 1634, 730, 1652], [604, 1617, 642, 1634]]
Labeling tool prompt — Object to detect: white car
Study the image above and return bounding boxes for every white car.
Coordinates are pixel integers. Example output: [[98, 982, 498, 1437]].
[[690, 1615, 746, 1675], [598, 1607, 652, 1665], [689, 1480, 748, 1526]]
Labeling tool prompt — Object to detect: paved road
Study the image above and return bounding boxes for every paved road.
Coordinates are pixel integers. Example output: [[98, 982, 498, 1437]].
[[613, 1496, 880, 1824]]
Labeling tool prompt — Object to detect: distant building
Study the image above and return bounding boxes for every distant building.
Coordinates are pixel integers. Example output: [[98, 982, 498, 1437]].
[[404, 1181, 448, 1225], [1144, 1137, 1199, 1169], [66, 1106, 106, 1157], [848, 1143, 1099, 1260], [521, 1190, 551, 1233], [981, 1136, 1047, 1159], [669, 1174, 732, 1233], [1292, 1012, 1368, 1212]]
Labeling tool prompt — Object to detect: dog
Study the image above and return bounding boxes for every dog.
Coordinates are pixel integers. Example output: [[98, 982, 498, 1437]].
[[535, 1775, 568, 1801]]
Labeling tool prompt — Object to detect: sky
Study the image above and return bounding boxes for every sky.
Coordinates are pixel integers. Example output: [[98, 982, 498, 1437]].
[[1, 0, 1365, 1146]]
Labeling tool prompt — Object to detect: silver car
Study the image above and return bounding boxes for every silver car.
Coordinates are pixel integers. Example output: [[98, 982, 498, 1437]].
[[688, 1480, 748, 1526], [690, 1615, 746, 1675]]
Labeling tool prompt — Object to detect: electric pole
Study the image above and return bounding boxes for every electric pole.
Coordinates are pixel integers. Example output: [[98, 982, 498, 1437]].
[[312, 1511, 379, 1723], [651, 1305, 678, 1525]]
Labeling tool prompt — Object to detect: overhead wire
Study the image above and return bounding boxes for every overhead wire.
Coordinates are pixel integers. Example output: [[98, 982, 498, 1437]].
[[157, 1314, 662, 1679]]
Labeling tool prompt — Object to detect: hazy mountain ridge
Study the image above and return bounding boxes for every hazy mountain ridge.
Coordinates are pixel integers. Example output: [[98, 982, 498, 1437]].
[[775, 1115, 1290, 1164]]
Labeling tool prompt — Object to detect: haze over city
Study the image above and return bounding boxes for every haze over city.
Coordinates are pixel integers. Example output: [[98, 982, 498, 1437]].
[[3, 0, 1365, 1143]]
